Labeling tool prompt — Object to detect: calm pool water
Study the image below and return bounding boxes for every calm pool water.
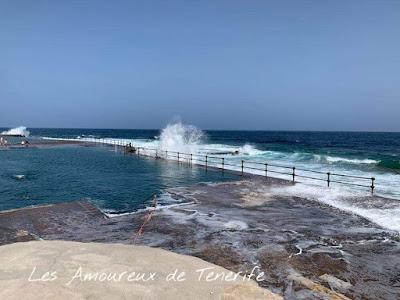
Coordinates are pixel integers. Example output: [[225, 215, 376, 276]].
[[0, 144, 238, 212]]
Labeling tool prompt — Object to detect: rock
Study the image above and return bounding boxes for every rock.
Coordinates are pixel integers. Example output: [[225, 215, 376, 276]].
[[319, 274, 352, 291], [288, 271, 351, 300], [0, 241, 282, 300]]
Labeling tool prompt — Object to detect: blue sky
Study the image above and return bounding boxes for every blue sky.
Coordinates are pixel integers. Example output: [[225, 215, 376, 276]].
[[0, 0, 399, 131]]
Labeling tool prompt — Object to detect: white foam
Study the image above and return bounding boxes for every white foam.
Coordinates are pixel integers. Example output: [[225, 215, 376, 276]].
[[103, 201, 195, 218], [269, 183, 400, 232], [237, 144, 264, 156], [223, 220, 249, 230], [1, 126, 30, 137], [325, 156, 379, 164]]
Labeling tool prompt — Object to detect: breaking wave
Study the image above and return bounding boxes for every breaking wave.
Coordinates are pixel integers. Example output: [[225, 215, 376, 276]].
[[237, 144, 264, 156], [158, 122, 204, 154], [325, 156, 379, 164], [313, 154, 379, 165], [1, 126, 30, 137]]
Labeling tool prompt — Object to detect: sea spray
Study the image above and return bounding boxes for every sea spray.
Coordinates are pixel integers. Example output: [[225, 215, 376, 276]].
[[237, 144, 264, 156], [1, 126, 30, 137], [158, 122, 204, 154]]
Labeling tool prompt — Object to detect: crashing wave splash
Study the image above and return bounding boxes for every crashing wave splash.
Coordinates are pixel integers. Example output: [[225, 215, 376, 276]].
[[1, 126, 30, 137], [158, 122, 204, 154]]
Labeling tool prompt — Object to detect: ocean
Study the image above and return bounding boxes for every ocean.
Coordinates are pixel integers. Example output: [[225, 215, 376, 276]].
[[1, 124, 399, 230]]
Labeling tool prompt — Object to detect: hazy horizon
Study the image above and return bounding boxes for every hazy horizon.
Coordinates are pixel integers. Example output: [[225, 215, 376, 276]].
[[1, 1, 399, 131], [1, 125, 400, 133]]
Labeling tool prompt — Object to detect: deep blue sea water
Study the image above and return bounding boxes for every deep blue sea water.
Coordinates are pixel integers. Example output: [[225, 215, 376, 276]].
[[28, 128, 400, 172], [1, 126, 399, 214]]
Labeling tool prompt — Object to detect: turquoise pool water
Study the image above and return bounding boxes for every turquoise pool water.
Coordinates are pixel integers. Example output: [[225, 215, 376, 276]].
[[0, 144, 237, 212]]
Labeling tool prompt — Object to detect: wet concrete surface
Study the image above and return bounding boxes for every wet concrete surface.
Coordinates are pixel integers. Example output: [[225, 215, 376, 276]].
[[0, 178, 399, 299], [0, 227, 36, 245], [0, 201, 107, 243]]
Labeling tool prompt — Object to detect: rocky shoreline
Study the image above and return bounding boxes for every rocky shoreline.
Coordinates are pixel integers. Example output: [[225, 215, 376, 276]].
[[0, 178, 399, 299]]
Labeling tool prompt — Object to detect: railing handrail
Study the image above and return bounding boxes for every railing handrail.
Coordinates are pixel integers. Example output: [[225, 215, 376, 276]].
[[84, 138, 377, 194]]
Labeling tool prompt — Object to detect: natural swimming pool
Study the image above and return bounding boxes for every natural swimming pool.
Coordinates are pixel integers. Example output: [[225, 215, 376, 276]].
[[0, 144, 238, 212]]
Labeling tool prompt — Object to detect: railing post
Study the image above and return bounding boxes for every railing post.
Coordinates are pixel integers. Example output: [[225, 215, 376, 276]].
[[327, 172, 330, 187], [292, 167, 296, 182], [371, 177, 375, 195], [241, 160, 244, 175], [265, 163, 268, 178]]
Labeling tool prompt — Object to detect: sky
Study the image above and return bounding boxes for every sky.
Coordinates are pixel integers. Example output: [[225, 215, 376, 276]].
[[0, 0, 399, 131]]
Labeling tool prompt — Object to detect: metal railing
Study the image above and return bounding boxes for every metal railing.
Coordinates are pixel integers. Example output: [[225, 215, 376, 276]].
[[83, 138, 377, 194]]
